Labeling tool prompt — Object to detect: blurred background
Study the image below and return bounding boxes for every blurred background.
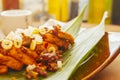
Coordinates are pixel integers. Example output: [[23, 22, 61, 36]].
[[0, 0, 120, 25]]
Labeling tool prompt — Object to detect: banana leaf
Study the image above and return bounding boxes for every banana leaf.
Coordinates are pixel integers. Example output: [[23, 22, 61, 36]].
[[0, 5, 108, 80], [43, 12, 107, 80]]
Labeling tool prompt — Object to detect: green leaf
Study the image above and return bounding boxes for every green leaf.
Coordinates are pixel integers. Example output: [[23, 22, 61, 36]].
[[42, 12, 107, 80], [0, 70, 26, 80]]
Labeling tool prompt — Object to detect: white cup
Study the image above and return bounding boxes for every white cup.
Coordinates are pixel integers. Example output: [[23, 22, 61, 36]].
[[0, 10, 32, 35]]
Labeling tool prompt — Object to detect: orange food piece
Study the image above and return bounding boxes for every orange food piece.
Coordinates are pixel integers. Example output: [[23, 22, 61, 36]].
[[0, 65, 8, 74]]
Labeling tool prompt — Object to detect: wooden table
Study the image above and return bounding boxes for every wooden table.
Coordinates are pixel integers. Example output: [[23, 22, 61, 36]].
[[82, 23, 120, 80]]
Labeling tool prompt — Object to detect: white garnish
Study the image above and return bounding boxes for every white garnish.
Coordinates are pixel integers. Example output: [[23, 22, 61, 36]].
[[57, 61, 62, 68], [26, 64, 36, 72], [32, 34, 43, 44]]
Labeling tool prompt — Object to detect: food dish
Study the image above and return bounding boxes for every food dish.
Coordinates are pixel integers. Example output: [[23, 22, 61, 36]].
[[0, 25, 75, 79], [0, 32, 119, 80], [0, 19, 120, 80]]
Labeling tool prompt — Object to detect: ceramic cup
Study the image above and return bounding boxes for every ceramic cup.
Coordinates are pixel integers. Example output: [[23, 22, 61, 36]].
[[0, 10, 32, 35]]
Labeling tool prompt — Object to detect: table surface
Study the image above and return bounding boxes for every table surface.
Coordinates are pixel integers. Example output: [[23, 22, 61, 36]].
[[82, 23, 120, 80]]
